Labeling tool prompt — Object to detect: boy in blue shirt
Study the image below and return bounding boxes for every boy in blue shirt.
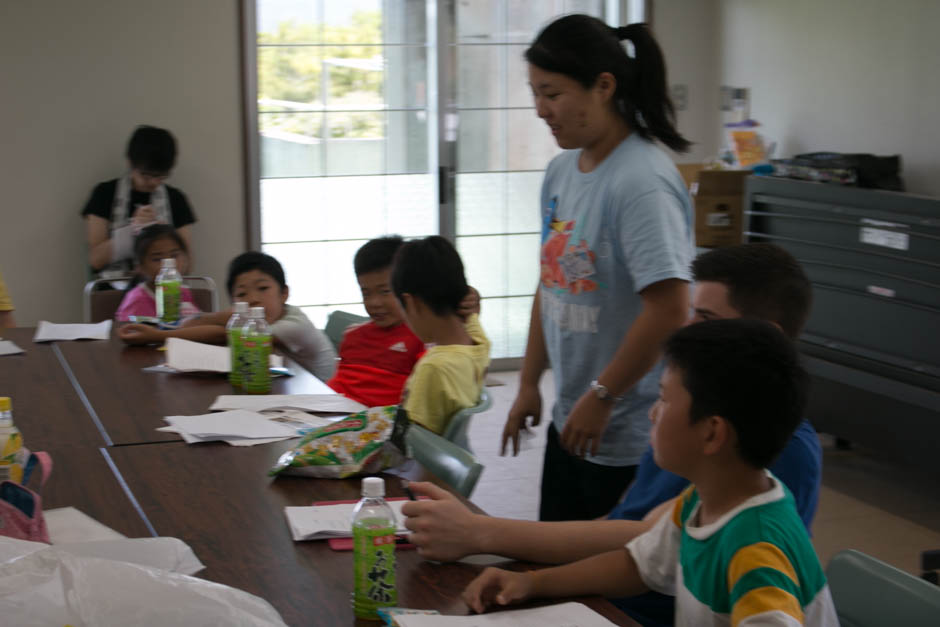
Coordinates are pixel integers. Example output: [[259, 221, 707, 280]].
[[462, 319, 839, 626], [402, 244, 821, 624]]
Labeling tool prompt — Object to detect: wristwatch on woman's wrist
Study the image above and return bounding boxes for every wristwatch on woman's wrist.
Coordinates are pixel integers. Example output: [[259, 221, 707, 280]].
[[590, 379, 622, 403]]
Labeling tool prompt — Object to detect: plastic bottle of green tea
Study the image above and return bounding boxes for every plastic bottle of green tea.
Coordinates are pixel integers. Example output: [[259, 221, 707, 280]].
[[227, 302, 250, 387], [352, 477, 397, 619], [0, 397, 27, 484], [241, 306, 272, 394], [155, 258, 182, 323]]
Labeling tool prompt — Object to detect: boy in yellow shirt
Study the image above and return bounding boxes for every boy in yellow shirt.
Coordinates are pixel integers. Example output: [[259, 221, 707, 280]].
[[391, 236, 490, 435]]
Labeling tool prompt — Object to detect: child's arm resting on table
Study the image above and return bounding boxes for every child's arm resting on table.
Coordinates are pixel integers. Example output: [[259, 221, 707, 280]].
[[118, 323, 227, 345], [462, 548, 648, 614]]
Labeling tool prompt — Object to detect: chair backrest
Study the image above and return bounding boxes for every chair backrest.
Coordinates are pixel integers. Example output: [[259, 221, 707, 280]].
[[83, 275, 219, 322], [826, 549, 940, 627], [84, 277, 133, 322], [441, 388, 493, 453], [183, 275, 219, 313], [324, 310, 370, 350], [405, 424, 483, 498]]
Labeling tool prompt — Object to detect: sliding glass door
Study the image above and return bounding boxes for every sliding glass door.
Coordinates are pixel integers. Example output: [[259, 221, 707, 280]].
[[249, 0, 621, 360]]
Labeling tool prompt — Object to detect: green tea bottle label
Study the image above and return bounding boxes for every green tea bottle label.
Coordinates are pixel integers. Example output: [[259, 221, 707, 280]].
[[352, 521, 397, 618], [157, 280, 181, 323], [242, 334, 272, 394], [228, 328, 245, 387]]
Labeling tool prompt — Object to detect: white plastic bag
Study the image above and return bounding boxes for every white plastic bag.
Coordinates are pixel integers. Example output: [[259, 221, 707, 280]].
[[0, 537, 287, 626]]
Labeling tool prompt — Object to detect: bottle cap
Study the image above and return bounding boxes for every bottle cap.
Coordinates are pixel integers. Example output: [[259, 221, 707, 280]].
[[249, 306, 265, 318], [361, 477, 385, 498], [161, 258, 176, 268], [0, 397, 10, 412], [233, 302, 249, 314]]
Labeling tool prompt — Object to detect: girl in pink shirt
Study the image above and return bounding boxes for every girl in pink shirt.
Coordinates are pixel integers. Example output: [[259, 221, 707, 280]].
[[115, 224, 199, 321]]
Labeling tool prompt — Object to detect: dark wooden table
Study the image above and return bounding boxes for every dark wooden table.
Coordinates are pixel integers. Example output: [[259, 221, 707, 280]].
[[0, 329, 154, 538], [2, 328, 638, 626], [54, 330, 334, 445], [107, 441, 639, 627], [0, 328, 107, 447]]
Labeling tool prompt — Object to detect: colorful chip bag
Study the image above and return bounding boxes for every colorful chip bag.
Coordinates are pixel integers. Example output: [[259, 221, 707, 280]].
[[269, 405, 409, 478]]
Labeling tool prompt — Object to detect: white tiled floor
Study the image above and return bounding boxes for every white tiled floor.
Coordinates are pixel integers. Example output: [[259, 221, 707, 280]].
[[466, 371, 940, 577]]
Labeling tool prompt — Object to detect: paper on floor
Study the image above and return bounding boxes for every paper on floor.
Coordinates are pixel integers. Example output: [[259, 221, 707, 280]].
[[394, 602, 618, 627], [33, 320, 112, 342], [0, 340, 25, 355], [165, 337, 283, 373], [210, 394, 365, 414], [284, 500, 410, 541]]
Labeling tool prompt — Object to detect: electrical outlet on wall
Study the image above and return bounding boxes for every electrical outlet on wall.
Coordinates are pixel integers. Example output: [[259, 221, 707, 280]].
[[671, 84, 688, 111]]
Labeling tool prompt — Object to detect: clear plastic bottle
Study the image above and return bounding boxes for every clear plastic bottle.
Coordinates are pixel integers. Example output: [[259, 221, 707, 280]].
[[241, 306, 272, 394], [226, 302, 250, 388], [352, 477, 397, 619], [0, 397, 27, 484], [155, 258, 182, 323]]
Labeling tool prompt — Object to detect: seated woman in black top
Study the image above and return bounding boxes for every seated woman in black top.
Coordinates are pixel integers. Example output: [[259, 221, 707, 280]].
[[82, 125, 197, 279]]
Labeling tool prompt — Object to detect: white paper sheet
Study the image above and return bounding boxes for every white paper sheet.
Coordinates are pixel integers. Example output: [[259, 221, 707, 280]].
[[394, 603, 617, 627], [0, 340, 25, 355], [165, 410, 298, 440], [164, 337, 283, 373], [33, 320, 112, 342], [284, 501, 410, 541], [209, 394, 365, 414], [50, 537, 205, 576], [157, 424, 294, 447], [46, 507, 126, 544]]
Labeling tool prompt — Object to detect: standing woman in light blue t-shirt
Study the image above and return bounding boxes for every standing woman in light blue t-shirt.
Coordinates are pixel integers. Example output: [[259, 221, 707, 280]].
[[501, 15, 695, 521]]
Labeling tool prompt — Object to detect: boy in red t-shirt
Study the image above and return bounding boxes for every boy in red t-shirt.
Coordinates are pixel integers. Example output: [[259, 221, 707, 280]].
[[327, 237, 426, 407], [329, 236, 481, 407]]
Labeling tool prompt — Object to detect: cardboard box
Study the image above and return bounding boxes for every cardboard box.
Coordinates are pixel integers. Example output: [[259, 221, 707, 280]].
[[675, 164, 750, 248]]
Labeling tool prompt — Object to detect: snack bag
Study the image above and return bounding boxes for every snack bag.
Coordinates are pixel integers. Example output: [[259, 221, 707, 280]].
[[269, 406, 408, 478]]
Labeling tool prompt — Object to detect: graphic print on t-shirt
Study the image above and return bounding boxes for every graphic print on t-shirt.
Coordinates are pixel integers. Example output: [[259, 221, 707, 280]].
[[540, 198, 600, 295]]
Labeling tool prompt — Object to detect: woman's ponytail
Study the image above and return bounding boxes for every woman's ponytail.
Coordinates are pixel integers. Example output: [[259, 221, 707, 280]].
[[613, 23, 691, 153]]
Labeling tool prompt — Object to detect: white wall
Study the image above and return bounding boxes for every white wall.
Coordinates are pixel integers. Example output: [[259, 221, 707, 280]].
[[0, 0, 246, 326], [653, 0, 721, 163], [717, 0, 940, 197]]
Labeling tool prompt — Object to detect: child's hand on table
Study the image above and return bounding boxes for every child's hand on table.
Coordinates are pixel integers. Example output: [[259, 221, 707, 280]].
[[462, 567, 535, 614], [118, 323, 164, 345]]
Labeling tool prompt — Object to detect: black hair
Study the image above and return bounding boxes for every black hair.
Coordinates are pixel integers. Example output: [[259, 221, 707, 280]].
[[226, 251, 287, 296], [126, 125, 177, 173], [525, 15, 690, 153], [133, 224, 187, 263], [391, 236, 469, 317], [691, 243, 812, 340], [664, 319, 808, 469], [354, 235, 404, 276]]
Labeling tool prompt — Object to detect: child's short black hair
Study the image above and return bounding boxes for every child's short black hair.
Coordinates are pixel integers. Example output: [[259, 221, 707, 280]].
[[354, 236, 404, 277], [226, 251, 287, 296], [664, 318, 808, 469], [134, 224, 187, 263], [126, 125, 177, 173], [391, 236, 469, 316], [691, 243, 812, 339]]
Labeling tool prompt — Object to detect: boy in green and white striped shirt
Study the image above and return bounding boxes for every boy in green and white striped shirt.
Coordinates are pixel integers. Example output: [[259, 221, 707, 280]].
[[463, 319, 839, 626]]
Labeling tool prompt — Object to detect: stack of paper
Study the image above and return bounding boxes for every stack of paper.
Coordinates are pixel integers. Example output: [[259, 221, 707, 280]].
[[160, 410, 299, 446], [33, 320, 112, 342], [284, 501, 410, 541], [394, 603, 618, 627], [164, 337, 283, 373], [210, 394, 366, 414]]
